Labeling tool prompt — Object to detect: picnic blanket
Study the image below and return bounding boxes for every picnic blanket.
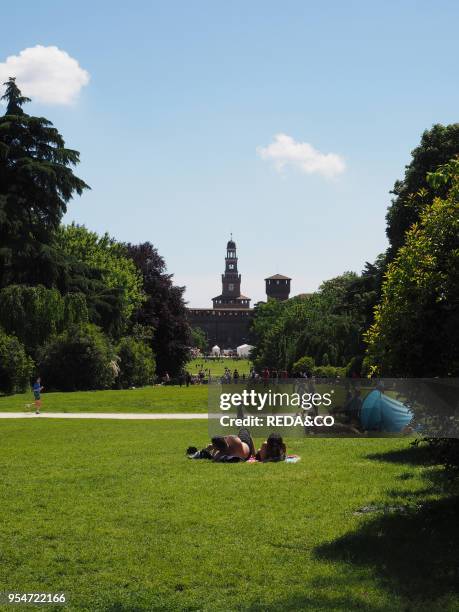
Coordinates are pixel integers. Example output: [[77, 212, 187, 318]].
[[247, 455, 300, 464]]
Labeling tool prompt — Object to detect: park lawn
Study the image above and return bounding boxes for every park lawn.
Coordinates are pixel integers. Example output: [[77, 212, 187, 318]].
[[0, 420, 457, 611], [0, 385, 208, 413], [0, 359, 252, 414], [187, 358, 252, 377]]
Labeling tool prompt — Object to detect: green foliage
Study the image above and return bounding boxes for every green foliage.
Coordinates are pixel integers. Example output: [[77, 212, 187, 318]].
[[0, 329, 34, 394], [57, 225, 144, 333], [190, 327, 207, 353], [251, 274, 363, 372], [126, 242, 191, 376], [116, 337, 156, 388], [366, 160, 459, 376], [386, 123, 459, 257], [0, 285, 88, 357], [38, 324, 116, 391], [0, 78, 89, 288], [313, 365, 345, 378], [292, 356, 315, 376], [345, 355, 364, 378]]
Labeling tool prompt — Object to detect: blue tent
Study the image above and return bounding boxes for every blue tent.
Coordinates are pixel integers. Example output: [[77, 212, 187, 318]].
[[360, 390, 413, 432]]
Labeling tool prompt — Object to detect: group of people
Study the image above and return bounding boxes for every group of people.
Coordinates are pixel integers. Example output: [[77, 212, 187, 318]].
[[187, 429, 287, 463]]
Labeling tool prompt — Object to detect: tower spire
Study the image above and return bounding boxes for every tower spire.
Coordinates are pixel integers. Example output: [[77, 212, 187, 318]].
[[211, 236, 251, 309]]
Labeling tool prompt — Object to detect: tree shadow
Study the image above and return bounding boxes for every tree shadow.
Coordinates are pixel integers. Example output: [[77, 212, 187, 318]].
[[247, 588, 390, 612], [365, 443, 433, 466], [306, 443, 459, 609]]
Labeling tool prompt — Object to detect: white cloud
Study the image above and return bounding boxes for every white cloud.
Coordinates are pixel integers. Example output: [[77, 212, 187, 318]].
[[0, 45, 90, 105], [257, 133, 345, 179]]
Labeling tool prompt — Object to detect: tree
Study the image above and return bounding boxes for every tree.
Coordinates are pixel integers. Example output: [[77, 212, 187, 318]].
[[250, 274, 363, 372], [38, 323, 116, 391], [0, 78, 89, 287], [292, 356, 315, 376], [116, 337, 156, 388], [56, 224, 144, 336], [0, 284, 88, 358], [0, 329, 34, 394], [366, 159, 459, 376], [190, 327, 207, 354], [386, 124, 459, 257], [125, 242, 191, 376]]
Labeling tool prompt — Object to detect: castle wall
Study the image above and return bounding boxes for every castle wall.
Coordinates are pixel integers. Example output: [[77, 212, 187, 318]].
[[187, 308, 253, 349]]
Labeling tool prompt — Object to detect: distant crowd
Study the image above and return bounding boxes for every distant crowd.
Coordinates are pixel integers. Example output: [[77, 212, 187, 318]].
[[161, 362, 327, 387]]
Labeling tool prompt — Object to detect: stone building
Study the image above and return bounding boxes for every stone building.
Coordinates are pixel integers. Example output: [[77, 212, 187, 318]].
[[187, 238, 291, 349], [265, 274, 291, 301]]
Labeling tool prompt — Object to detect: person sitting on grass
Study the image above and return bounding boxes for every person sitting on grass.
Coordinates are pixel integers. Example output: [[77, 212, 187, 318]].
[[255, 433, 287, 462], [187, 428, 255, 462]]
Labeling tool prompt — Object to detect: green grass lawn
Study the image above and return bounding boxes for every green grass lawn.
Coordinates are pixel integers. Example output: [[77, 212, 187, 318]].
[[0, 420, 457, 611], [187, 358, 252, 377], [0, 359, 252, 414], [0, 385, 208, 413]]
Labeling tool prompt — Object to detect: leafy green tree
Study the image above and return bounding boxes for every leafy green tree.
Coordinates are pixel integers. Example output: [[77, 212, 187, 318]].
[[190, 327, 207, 353], [38, 323, 116, 391], [0, 329, 34, 394], [56, 224, 144, 335], [292, 356, 315, 376], [0, 78, 89, 287], [366, 159, 459, 376], [386, 124, 459, 257], [116, 337, 156, 388], [249, 298, 288, 366], [0, 285, 88, 357], [251, 274, 362, 372], [125, 242, 191, 376]]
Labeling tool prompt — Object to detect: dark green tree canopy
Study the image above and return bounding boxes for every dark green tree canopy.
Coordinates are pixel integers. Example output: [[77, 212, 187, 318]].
[[125, 242, 191, 376], [0, 78, 89, 286]]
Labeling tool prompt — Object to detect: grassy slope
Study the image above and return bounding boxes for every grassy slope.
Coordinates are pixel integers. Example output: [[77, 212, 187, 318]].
[[0, 420, 457, 611]]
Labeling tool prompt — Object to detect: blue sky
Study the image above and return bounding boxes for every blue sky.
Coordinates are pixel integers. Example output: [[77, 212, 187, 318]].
[[1, 1, 458, 306]]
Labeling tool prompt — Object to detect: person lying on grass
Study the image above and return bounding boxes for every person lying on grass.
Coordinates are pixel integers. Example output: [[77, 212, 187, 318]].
[[254, 433, 286, 462], [188, 430, 288, 462], [188, 428, 255, 462]]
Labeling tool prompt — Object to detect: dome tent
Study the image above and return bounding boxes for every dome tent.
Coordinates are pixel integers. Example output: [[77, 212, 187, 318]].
[[236, 344, 254, 358], [360, 390, 413, 432]]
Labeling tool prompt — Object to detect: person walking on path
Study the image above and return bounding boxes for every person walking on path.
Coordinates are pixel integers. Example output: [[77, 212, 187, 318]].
[[32, 377, 43, 415]]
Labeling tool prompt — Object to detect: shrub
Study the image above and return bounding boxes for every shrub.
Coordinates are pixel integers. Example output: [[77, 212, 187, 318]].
[[0, 329, 34, 394], [116, 337, 156, 388], [292, 356, 315, 376], [345, 355, 364, 378], [313, 365, 345, 379], [38, 324, 115, 391]]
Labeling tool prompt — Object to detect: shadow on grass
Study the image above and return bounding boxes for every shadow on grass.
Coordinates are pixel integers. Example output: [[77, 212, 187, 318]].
[[314, 495, 459, 607], [365, 442, 433, 466], [311, 443, 459, 608], [247, 591, 390, 612]]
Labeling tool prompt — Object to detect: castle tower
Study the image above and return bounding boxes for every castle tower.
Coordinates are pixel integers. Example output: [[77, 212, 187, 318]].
[[265, 274, 291, 301], [212, 237, 251, 309]]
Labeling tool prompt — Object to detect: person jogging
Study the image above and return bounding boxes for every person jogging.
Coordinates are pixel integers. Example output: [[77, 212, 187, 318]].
[[32, 377, 43, 415]]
